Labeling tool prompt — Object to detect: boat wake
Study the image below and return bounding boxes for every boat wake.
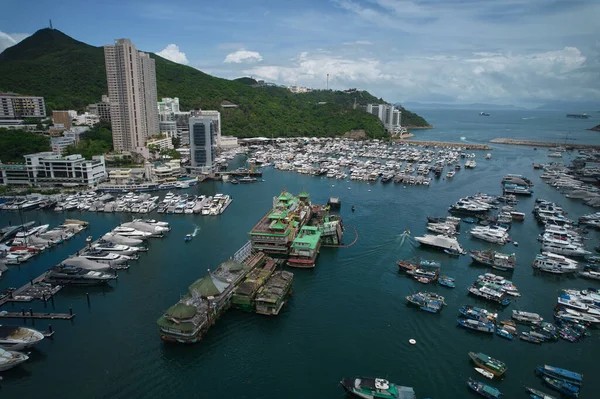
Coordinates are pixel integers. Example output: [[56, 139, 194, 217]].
[[192, 226, 200, 237], [521, 116, 535, 120], [460, 136, 467, 141], [397, 229, 418, 254]]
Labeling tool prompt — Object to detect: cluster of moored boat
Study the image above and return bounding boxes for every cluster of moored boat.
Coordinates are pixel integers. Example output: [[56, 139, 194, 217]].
[[257, 138, 487, 186], [538, 151, 600, 208], [0, 220, 88, 266], [44, 220, 169, 286], [0, 325, 45, 372], [467, 273, 520, 307]]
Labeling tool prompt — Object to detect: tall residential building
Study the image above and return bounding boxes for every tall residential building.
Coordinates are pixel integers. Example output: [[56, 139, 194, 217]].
[[189, 115, 217, 172], [366, 104, 402, 134], [0, 94, 46, 120], [104, 39, 159, 153]]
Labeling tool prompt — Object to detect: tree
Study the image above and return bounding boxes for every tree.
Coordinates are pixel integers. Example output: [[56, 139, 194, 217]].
[[172, 137, 181, 148]]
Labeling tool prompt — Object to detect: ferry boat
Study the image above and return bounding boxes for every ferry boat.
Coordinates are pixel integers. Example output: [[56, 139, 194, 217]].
[[340, 377, 416, 399], [0, 348, 29, 372], [468, 352, 507, 377], [466, 378, 502, 399], [469, 250, 515, 271], [0, 325, 44, 350]]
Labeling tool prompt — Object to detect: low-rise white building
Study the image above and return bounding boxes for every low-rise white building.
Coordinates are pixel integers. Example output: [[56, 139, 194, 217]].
[[0, 152, 107, 187], [288, 85, 311, 93], [72, 112, 100, 127], [147, 135, 174, 151]]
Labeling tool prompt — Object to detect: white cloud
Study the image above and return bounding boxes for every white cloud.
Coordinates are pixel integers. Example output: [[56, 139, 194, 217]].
[[157, 44, 189, 65], [343, 40, 373, 46], [0, 31, 30, 53], [241, 47, 597, 104], [223, 50, 263, 64]]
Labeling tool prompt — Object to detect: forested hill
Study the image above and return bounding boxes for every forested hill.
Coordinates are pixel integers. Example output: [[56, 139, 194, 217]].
[[0, 28, 430, 138]]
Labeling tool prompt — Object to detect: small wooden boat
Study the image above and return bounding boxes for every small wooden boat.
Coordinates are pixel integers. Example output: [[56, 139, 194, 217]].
[[475, 367, 494, 380], [463, 218, 476, 224]]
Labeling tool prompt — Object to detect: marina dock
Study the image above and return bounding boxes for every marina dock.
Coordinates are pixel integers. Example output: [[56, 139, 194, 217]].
[[0, 311, 75, 320], [0, 272, 61, 306], [398, 139, 491, 150], [490, 138, 600, 149]]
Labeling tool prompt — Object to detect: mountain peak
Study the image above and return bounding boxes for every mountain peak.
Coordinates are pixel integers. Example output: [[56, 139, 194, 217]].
[[0, 28, 90, 62]]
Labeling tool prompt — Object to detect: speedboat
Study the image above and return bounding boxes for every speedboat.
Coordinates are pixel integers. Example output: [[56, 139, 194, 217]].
[[185, 234, 193, 242], [414, 234, 465, 254], [0, 348, 29, 371], [0, 325, 44, 350]]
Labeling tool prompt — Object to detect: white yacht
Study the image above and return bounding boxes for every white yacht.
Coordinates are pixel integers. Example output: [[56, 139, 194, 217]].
[[15, 224, 50, 238], [512, 310, 543, 323], [0, 325, 44, 350], [414, 234, 465, 254], [469, 226, 510, 245], [532, 252, 578, 273], [111, 227, 153, 239], [92, 241, 141, 256], [541, 241, 590, 257]]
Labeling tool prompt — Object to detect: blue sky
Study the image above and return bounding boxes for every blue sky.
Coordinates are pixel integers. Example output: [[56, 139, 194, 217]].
[[1, 0, 599, 106]]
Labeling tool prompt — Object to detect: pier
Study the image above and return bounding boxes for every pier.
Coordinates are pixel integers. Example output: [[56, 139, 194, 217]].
[[490, 138, 600, 150], [0, 272, 61, 306], [0, 311, 75, 320], [398, 139, 491, 150]]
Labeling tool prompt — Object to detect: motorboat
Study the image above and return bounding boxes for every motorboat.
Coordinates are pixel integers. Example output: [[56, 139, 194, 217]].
[[466, 378, 502, 399], [45, 265, 117, 286], [414, 234, 465, 254], [533, 253, 578, 274], [79, 249, 131, 265], [469, 226, 510, 245], [0, 325, 44, 350], [457, 318, 495, 333], [469, 250, 515, 271], [468, 352, 507, 377], [111, 227, 153, 239], [339, 377, 416, 399], [0, 348, 29, 371], [91, 241, 142, 256], [512, 310, 543, 323]]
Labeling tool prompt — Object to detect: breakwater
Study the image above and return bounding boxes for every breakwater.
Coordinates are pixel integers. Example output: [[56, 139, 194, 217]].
[[490, 138, 600, 149], [399, 139, 491, 150]]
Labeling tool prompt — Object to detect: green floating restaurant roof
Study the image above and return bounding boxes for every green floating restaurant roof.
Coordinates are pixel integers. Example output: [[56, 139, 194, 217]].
[[268, 210, 288, 219], [157, 316, 197, 332], [298, 190, 310, 198], [269, 219, 288, 230], [164, 302, 197, 319], [189, 272, 230, 297], [277, 190, 294, 201], [220, 259, 247, 272], [292, 226, 321, 249]]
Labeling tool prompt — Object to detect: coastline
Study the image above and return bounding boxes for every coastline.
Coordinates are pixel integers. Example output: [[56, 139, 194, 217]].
[[398, 139, 491, 150], [490, 138, 600, 149], [408, 125, 434, 130]]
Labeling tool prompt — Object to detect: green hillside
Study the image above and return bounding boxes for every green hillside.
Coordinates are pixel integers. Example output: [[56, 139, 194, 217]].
[[0, 28, 430, 138]]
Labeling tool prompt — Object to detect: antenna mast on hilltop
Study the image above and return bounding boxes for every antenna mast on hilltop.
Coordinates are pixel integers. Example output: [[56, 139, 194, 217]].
[[326, 73, 329, 90], [49, 19, 53, 29]]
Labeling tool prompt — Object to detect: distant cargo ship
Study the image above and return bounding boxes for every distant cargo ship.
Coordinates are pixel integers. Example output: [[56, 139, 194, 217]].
[[566, 113, 589, 119]]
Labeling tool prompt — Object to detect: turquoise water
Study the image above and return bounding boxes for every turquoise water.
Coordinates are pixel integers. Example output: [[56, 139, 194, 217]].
[[1, 109, 599, 398]]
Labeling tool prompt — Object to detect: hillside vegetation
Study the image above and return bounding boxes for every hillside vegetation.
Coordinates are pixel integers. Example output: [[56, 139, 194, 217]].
[[0, 129, 51, 163], [0, 29, 430, 139]]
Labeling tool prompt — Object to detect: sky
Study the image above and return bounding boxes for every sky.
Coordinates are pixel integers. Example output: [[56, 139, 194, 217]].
[[1, 0, 599, 107]]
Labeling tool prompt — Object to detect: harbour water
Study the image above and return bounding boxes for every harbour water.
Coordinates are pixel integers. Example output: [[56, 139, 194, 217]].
[[1, 109, 599, 398]]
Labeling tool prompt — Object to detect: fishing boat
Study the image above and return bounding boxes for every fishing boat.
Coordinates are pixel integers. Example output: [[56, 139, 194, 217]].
[[466, 378, 502, 399], [457, 318, 495, 333], [495, 328, 514, 340], [475, 368, 494, 380], [438, 276, 455, 288], [520, 331, 543, 344], [0, 348, 29, 371], [469, 250, 516, 271], [339, 377, 416, 399], [185, 234, 193, 242], [525, 387, 557, 399], [468, 352, 507, 377], [463, 218, 476, 224], [0, 325, 44, 350], [406, 292, 446, 313], [458, 305, 497, 322], [536, 365, 583, 386], [541, 376, 580, 398]]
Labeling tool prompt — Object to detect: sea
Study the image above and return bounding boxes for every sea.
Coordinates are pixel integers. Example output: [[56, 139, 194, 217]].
[[1, 109, 599, 398]]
